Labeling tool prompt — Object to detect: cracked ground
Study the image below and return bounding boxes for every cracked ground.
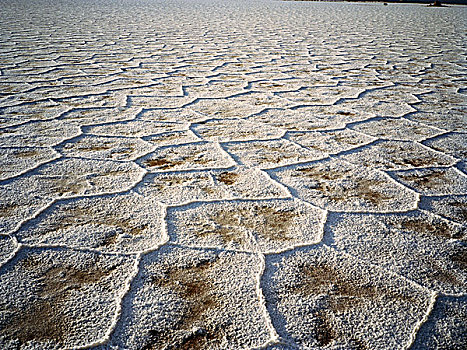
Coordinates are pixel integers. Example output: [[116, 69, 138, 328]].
[[0, 0, 466, 349]]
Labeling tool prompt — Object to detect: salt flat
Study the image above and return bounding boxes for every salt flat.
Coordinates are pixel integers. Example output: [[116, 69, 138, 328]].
[[0, 0, 466, 349]]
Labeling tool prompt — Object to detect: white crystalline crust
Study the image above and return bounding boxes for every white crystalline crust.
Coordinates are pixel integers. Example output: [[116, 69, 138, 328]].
[[0, 0, 465, 349]]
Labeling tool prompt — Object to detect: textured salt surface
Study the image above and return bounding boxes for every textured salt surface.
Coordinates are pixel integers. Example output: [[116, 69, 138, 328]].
[[0, 0, 466, 349]]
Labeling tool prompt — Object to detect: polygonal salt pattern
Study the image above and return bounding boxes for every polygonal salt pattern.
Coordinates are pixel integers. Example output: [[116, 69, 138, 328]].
[[225, 92, 296, 110], [411, 295, 467, 350], [192, 118, 285, 142], [0, 147, 59, 180], [406, 110, 467, 132], [143, 130, 201, 147], [338, 95, 416, 119], [390, 167, 467, 196], [0, 177, 55, 235], [211, 167, 289, 199], [33, 158, 145, 197], [126, 95, 193, 109], [407, 92, 467, 131], [187, 99, 265, 119], [84, 120, 188, 137], [0, 235, 17, 265], [269, 158, 418, 212], [58, 107, 138, 125], [138, 108, 204, 123], [12, 86, 103, 104], [0, 101, 69, 122], [249, 79, 307, 93], [327, 211, 466, 294], [97, 79, 163, 92], [0, 120, 81, 147], [104, 245, 271, 349], [247, 106, 374, 131], [139, 142, 235, 172], [350, 117, 442, 141], [57, 135, 154, 161], [2, 160, 137, 233], [247, 108, 344, 132], [0, 247, 135, 349], [287, 128, 375, 155], [223, 139, 320, 169], [423, 132, 467, 160], [1, 1, 466, 348], [277, 85, 365, 105], [340, 140, 456, 171], [262, 245, 431, 349], [58, 93, 126, 109], [135, 171, 229, 206], [167, 199, 324, 253], [137, 167, 289, 206], [357, 86, 423, 105], [183, 80, 247, 98], [414, 91, 466, 115], [16, 192, 165, 253], [0, 117, 23, 129], [418, 195, 467, 225]]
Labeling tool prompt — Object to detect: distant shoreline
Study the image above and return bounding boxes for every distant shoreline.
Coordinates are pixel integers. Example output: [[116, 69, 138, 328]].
[[284, 0, 467, 5]]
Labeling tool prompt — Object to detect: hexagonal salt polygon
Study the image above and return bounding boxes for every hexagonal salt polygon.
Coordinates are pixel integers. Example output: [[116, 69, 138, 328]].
[[167, 198, 324, 253], [327, 211, 466, 294], [104, 245, 272, 349], [0, 247, 135, 349], [268, 158, 418, 212], [16, 192, 165, 253], [262, 245, 431, 349]]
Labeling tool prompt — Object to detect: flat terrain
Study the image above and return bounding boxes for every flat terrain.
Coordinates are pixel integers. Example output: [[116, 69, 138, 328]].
[[0, 0, 466, 349]]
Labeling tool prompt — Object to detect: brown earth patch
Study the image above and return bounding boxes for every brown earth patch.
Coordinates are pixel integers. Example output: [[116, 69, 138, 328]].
[[381, 144, 447, 168], [216, 172, 239, 185], [149, 176, 193, 190], [329, 132, 362, 146], [398, 169, 451, 189], [39, 205, 149, 246], [396, 217, 460, 239], [295, 166, 349, 181], [1, 299, 70, 345], [0, 257, 115, 346], [294, 263, 380, 306], [13, 150, 40, 158], [426, 259, 463, 287], [391, 156, 441, 168], [349, 180, 392, 205], [145, 158, 181, 169], [450, 249, 466, 271], [197, 124, 260, 139], [288, 261, 417, 347], [69, 140, 115, 152], [313, 310, 336, 347], [144, 151, 211, 170], [0, 203, 20, 217], [294, 167, 391, 205], [195, 204, 297, 243], [144, 258, 224, 349], [111, 147, 134, 155]]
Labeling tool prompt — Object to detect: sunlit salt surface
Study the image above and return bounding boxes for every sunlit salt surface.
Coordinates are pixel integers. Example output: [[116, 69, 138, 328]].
[[0, 0, 466, 348]]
